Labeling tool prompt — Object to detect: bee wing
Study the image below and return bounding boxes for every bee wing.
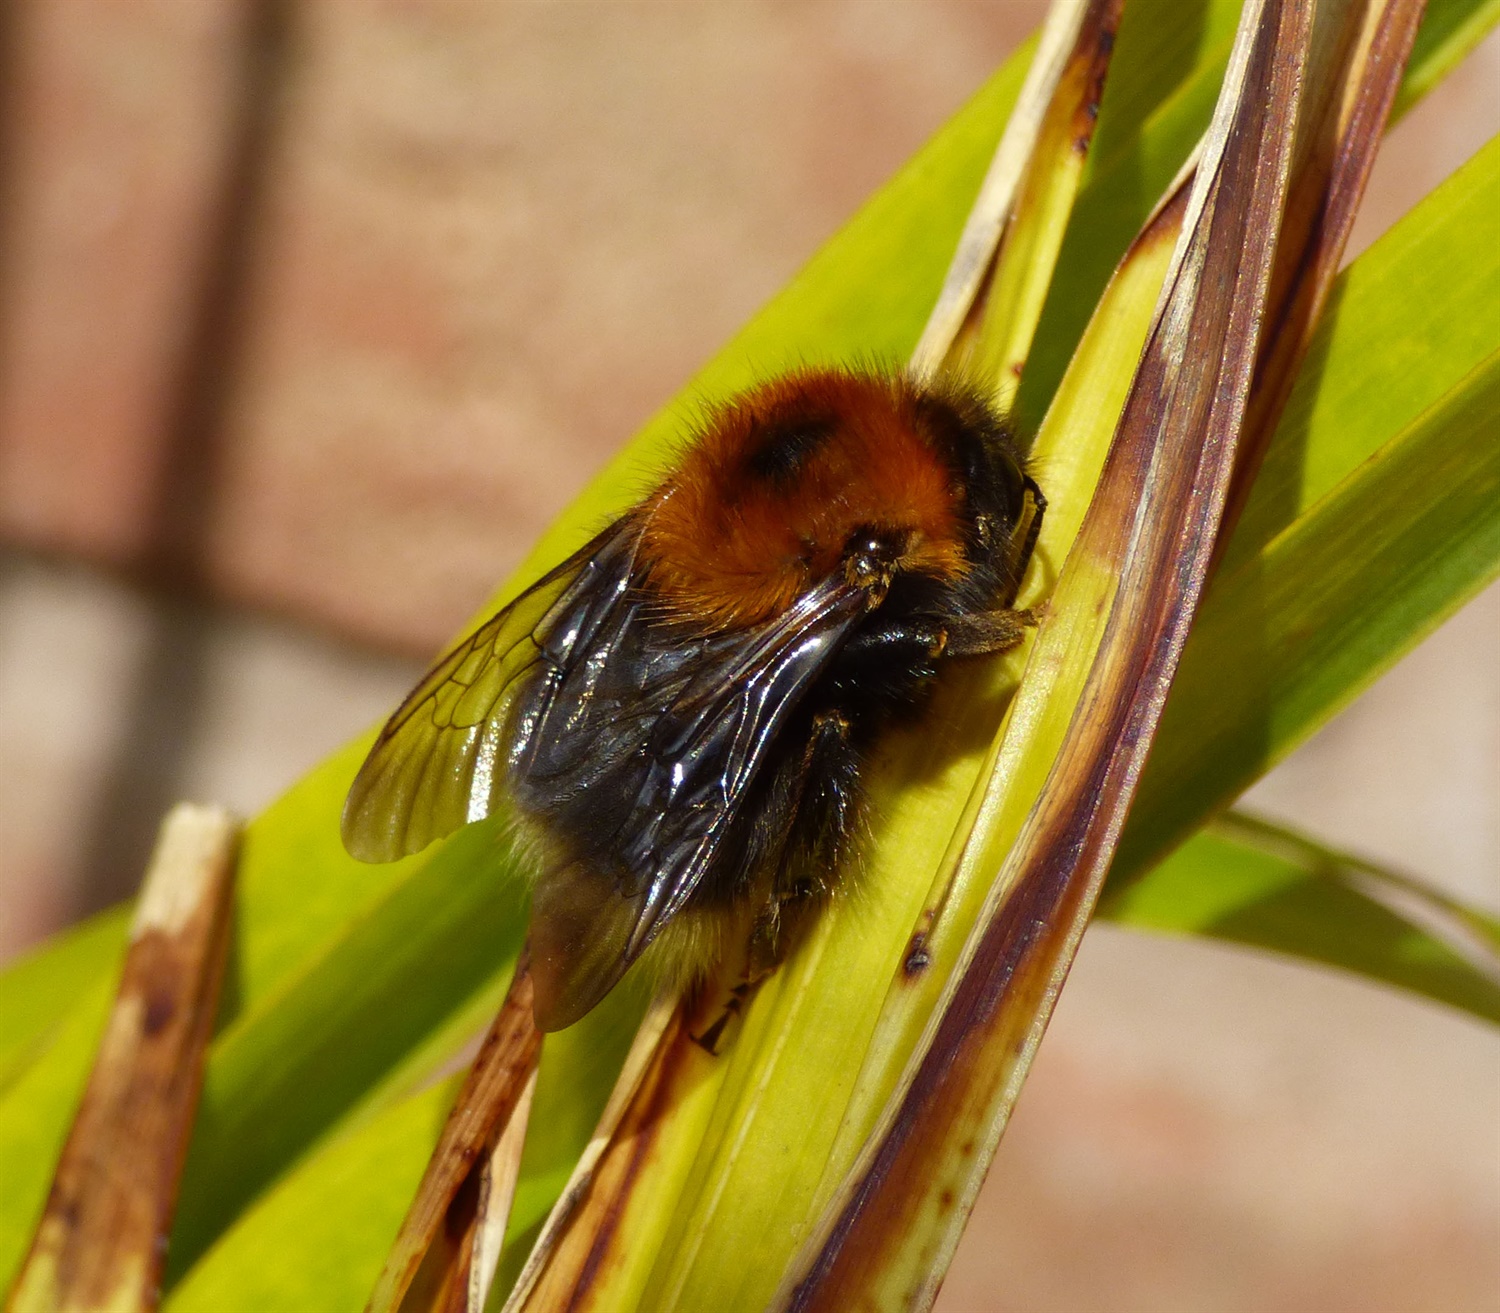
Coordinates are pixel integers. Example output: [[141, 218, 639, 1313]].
[[529, 575, 869, 1029], [341, 521, 638, 862]]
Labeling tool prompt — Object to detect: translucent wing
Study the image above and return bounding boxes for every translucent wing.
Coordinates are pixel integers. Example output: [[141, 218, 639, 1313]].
[[521, 575, 870, 1029], [341, 520, 639, 862]]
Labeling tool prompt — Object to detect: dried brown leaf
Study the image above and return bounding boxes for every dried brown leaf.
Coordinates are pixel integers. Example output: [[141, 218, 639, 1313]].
[[367, 956, 541, 1313], [5, 805, 237, 1313]]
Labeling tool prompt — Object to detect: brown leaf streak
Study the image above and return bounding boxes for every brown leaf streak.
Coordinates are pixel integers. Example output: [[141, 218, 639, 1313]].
[[914, 0, 1124, 374], [951, 0, 1127, 370], [5, 805, 237, 1313], [401, 1169, 486, 1313], [514, 1002, 711, 1313], [1222, 0, 1428, 547], [902, 932, 932, 978], [370, 954, 541, 1313], [1070, 0, 1125, 156]]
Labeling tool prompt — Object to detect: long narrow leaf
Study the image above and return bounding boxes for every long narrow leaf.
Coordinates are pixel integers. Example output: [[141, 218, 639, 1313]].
[[6, 807, 237, 1313], [1102, 810, 1500, 1021], [910, 0, 1103, 375], [366, 957, 540, 1313], [1016, 0, 1495, 432], [962, 0, 1126, 397], [779, 0, 1317, 1304], [1114, 134, 1500, 892]]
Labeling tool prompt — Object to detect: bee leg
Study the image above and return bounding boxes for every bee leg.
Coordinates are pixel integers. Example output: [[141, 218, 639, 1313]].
[[788, 709, 859, 885], [1013, 473, 1047, 578], [744, 910, 797, 990], [746, 708, 858, 979], [942, 608, 1035, 657], [841, 619, 949, 663], [744, 906, 784, 988]]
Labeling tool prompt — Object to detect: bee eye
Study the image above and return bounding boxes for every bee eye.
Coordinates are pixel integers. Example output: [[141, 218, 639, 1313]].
[[996, 449, 1029, 520]]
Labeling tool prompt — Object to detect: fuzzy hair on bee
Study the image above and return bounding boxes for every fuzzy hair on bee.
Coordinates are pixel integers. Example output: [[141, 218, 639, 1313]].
[[343, 366, 1045, 1031]]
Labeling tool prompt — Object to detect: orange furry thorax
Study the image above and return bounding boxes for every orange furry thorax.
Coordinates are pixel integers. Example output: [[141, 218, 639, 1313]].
[[640, 370, 971, 629]]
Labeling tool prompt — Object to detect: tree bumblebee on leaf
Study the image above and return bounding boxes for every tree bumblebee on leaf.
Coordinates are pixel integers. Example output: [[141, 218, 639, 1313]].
[[343, 367, 1045, 1031]]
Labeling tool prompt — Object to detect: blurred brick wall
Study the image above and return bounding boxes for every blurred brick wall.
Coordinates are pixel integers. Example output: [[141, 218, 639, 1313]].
[[0, 0, 1044, 655]]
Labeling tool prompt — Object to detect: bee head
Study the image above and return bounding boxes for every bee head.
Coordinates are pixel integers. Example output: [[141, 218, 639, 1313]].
[[640, 369, 1025, 631]]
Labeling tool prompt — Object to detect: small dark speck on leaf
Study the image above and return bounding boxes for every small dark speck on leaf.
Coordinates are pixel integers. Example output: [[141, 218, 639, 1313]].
[[142, 990, 176, 1036], [903, 933, 931, 977]]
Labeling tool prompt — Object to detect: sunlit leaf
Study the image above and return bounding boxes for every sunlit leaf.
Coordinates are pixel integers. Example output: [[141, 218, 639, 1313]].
[[1102, 810, 1500, 1021]]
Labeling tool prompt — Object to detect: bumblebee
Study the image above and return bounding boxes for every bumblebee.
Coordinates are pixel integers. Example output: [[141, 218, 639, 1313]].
[[343, 368, 1044, 1031]]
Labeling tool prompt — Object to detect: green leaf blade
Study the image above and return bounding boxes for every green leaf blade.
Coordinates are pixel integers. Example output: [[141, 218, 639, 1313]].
[[1118, 328, 1500, 891], [1103, 812, 1500, 1023]]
